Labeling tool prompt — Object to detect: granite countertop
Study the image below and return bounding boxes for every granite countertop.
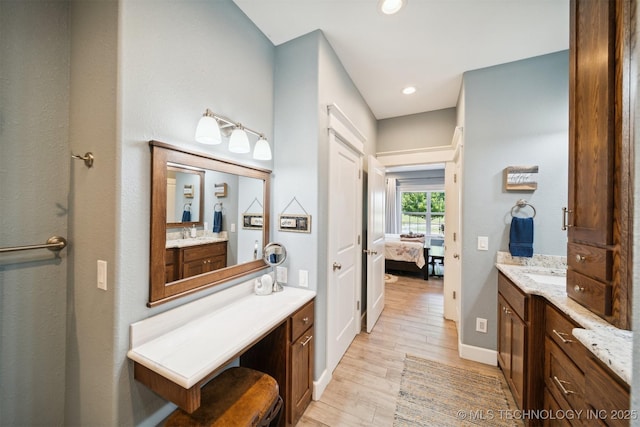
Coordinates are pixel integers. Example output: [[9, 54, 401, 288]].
[[166, 236, 228, 248], [496, 252, 632, 385]]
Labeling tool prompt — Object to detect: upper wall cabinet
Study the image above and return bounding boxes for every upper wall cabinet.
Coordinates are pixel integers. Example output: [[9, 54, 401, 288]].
[[565, 0, 634, 329]]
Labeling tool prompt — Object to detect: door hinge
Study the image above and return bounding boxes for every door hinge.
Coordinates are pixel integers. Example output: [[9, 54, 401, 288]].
[[357, 235, 361, 245], [358, 169, 361, 179], [357, 301, 360, 310], [453, 291, 456, 300], [454, 173, 457, 183], [453, 232, 457, 242]]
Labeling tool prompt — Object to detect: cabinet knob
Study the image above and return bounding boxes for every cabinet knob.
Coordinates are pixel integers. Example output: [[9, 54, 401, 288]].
[[575, 254, 586, 263], [302, 317, 309, 324], [574, 285, 585, 293], [504, 308, 511, 315]]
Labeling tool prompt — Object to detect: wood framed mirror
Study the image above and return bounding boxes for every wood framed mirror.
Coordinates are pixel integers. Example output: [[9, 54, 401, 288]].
[[149, 140, 271, 306]]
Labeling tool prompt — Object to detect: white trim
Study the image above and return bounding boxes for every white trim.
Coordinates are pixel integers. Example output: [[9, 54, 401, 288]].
[[327, 103, 366, 154], [377, 145, 456, 167], [458, 339, 498, 366], [312, 369, 332, 400]]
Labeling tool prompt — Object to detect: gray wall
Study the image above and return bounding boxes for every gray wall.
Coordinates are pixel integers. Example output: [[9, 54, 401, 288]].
[[0, 2, 70, 424], [377, 108, 457, 152], [460, 51, 569, 350], [272, 29, 377, 380]]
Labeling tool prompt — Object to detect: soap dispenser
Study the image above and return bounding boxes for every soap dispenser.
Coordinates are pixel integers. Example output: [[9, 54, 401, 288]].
[[190, 224, 197, 238]]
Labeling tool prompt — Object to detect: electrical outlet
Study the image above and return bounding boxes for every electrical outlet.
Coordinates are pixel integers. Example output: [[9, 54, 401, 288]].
[[476, 317, 488, 333]]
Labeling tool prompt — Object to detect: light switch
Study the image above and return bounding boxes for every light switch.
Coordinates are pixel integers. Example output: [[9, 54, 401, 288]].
[[276, 266, 288, 284], [477, 236, 489, 251], [97, 260, 107, 290], [299, 270, 308, 288], [230, 223, 236, 233]]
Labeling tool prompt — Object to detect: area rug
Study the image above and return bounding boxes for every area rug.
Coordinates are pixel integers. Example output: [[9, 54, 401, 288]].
[[394, 356, 522, 427], [385, 273, 398, 283]]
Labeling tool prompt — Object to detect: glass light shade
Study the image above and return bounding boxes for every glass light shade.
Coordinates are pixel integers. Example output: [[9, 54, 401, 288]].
[[228, 127, 250, 153], [195, 115, 222, 145], [253, 137, 272, 161]]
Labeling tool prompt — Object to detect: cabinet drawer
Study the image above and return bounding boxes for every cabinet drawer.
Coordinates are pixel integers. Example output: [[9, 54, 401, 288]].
[[543, 390, 573, 427], [566, 270, 612, 317], [545, 305, 586, 370], [498, 272, 527, 321], [567, 243, 612, 282], [291, 300, 314, 342], [183, 242, 226, 262], [545, 337, 585, 414], [585, 357, 630, 427]]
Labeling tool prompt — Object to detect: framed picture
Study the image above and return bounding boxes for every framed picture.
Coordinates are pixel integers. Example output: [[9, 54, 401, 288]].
[[504, 166, 538, 191], [242, 213, 263, 230], [279, 214, 311, 233], [183, 184, 194, 198]]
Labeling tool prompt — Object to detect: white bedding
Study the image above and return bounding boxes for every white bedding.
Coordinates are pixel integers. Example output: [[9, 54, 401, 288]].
[[384, 234, 425, 268]]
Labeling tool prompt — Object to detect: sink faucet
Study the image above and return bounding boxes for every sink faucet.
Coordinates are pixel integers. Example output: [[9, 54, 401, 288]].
[[182, 227, 189, 239]]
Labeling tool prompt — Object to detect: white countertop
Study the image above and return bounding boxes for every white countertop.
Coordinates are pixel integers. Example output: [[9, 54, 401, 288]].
[[127, 282, 316, 389], [496, 260, 632, 385], [166, 236, 228, 248]]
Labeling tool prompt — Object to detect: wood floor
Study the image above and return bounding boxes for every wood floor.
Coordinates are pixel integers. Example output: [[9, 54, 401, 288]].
[[298, 273, 504, 426]]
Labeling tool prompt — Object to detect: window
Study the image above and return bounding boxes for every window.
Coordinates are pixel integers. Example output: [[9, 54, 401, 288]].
[[400, 191, 445, 236]]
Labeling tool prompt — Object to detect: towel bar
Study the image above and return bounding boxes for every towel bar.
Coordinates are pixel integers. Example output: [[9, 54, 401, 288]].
[[0, 236, 67, 253]]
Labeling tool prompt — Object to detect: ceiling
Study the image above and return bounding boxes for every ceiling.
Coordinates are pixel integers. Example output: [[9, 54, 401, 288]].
[[233, 0, 570, 120]]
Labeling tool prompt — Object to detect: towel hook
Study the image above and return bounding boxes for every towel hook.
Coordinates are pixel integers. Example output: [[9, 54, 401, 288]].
[[511, 199, 536, 218], [71, 152, 94, 168]]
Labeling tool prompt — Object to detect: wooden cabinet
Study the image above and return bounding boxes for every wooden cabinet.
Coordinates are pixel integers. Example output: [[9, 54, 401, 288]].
[[566, 0, 633, 329], [165, 241, 227, 281], [241, 299, 315, 427], [289, 300, 314, 426], [543, 303, 629, 427], [497, 272, 544, 414]]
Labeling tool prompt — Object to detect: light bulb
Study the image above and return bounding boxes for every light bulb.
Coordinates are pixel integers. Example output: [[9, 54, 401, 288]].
[[379, 0, 406, 15], [228, 126, 250, 153], [195, 112, 221, 145], [253, 136, 272, 161]]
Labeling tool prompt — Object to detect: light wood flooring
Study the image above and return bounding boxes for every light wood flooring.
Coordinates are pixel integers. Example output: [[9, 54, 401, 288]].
[[298, 273, 504, 426]]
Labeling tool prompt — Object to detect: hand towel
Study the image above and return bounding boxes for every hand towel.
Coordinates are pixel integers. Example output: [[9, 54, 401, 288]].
[[213, 210, 223, 232], [181, 210, 191, 222], [509, 217, 534, 257]]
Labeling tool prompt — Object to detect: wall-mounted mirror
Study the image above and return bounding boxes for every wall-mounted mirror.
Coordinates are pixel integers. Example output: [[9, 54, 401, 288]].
[[149, 140, 271, 306]]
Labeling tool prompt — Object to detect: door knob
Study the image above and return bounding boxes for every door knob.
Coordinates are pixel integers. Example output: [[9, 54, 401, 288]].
[[333, 262, 342, 271], [453, 253, 460, 259], [363, 249, 378, 255]]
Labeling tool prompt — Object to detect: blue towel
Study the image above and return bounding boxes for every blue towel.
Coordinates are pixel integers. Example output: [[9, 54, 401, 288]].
[[181, 210, 191, 222], [213, 210, 223, 232], [509, 217, 534, 257]]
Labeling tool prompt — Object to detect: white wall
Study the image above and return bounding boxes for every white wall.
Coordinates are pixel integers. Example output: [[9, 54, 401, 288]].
[[459, 51, 569, 351], [377, 108, 457, 153], [0, 2, 70, 424]]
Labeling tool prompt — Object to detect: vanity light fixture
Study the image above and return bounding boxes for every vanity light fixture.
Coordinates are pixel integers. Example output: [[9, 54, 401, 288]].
[[195, 109, 272, 160], [379, 0, 407, 15]]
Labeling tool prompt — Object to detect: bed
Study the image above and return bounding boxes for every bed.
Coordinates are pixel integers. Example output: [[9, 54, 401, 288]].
[[384, 234, 429, 280]]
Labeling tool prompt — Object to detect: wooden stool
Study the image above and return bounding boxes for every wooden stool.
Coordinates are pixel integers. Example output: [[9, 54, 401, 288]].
[[164, 367, 283, 427]]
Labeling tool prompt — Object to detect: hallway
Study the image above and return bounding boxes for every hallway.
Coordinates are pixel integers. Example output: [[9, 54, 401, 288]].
[[299, 274, 503, 426]]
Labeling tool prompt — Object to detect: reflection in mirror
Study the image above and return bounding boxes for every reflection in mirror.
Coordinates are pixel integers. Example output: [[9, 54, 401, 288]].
[[150, 140, 271, 306], [166, 165, 204, 226], [263, 242, 287, 293]]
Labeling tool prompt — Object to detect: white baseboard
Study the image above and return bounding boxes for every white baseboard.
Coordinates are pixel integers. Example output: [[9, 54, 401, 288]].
[[313, 368, 332, 400], [458, 337, 498, 366]]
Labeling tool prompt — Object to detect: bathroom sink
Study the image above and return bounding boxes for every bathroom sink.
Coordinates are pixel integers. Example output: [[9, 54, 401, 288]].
[[524, 273, 566, 287]]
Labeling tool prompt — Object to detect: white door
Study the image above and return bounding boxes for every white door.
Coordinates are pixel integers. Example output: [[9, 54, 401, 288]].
[[444, 132, 463, 323], [366, 155, 386, 333], [327, 133, 361, 374]]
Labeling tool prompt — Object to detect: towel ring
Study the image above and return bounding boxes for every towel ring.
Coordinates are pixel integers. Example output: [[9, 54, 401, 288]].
[[511, 199, 536, 218], [214, 202, 223, 212]]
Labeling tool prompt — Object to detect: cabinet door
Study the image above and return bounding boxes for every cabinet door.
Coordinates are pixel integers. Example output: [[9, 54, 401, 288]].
[[290, 326, 313, 426], [567, 0, 616, 245], [497, 295, 512, 374], [510, 313, 526, 410]]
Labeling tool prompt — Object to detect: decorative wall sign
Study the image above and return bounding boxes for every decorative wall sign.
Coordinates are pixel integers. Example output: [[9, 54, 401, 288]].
[[279, 214, 311, 233], [183, 184, 194, 198], [504, 166, 538, 191], [242, 214, 263, 230]]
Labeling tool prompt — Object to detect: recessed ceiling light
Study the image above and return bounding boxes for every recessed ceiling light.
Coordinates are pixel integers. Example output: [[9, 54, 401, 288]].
[[402, 86, 416, 95], [379, 0, 407, 15]]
